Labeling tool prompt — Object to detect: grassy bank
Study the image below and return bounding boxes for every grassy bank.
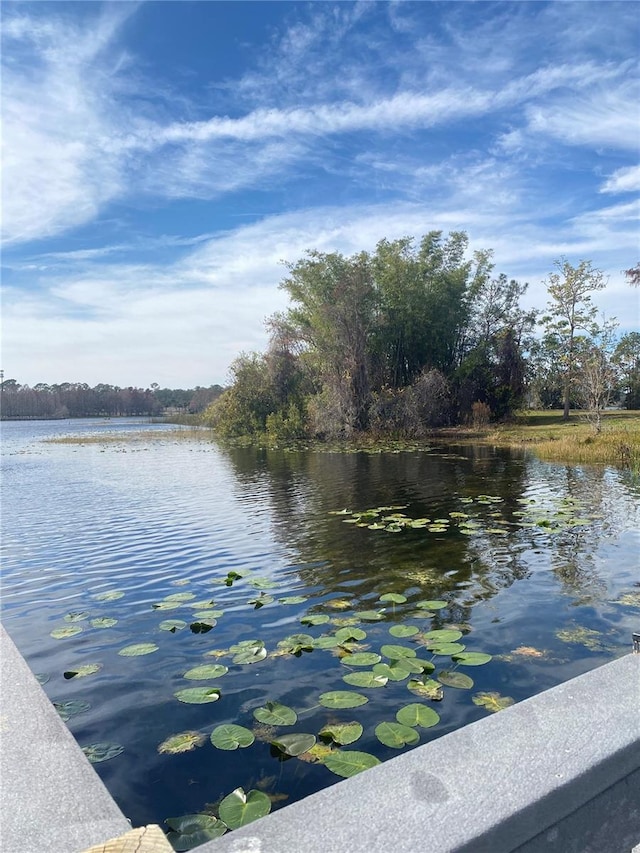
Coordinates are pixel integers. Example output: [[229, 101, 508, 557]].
[[449, 410, 640, 469]]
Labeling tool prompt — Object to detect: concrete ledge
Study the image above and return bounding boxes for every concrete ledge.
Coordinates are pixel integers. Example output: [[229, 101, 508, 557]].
[[2, 618, 639, 853], [0, 624, 131, 853]]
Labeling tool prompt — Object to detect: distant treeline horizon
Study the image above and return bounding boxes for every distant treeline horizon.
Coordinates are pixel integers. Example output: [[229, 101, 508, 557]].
[[0, 380, 224, 420]]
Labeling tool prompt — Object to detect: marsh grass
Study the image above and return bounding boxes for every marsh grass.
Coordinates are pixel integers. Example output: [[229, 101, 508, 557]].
[[45, 428, 207, 445]]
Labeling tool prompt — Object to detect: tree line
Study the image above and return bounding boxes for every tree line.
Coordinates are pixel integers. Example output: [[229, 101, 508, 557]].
[[204, 231, 639, 439], [0, 381, 223, 420]]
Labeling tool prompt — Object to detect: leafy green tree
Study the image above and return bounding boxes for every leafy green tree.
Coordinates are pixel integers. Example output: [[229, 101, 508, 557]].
[[613, 331, 640, 409], [205, 353, 275, 437], [573, 318, 619, 432], [541, 259, 607, 420]]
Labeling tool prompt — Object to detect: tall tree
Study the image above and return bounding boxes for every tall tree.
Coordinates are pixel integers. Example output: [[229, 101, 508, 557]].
[[541, 259, 607, 420]]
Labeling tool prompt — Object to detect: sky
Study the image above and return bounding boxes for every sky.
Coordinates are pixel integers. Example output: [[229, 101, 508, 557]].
[[2, 1, 639, 389]]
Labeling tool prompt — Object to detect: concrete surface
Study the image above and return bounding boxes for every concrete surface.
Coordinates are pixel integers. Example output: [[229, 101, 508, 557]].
[[0, 623, 131, 853]]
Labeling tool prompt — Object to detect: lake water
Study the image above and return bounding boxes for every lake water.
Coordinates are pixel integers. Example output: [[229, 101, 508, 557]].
[[1, 419, 639, 841]]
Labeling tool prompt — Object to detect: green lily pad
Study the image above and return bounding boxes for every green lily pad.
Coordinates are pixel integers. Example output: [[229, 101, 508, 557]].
[[210, 724, 255, 750], [319, 691, 368, 709], [90, 617, 118, 629], [311, 636, 339, 649], [189, 599, 217, 609], [335, 627, 367, 642], [375, 721, 420, 748], [428, 643, 466, 656], [277, 634, 315, 655], [218, 788, 271, 829], [232, 646, 267, 664], [342, 671, 388, 688], [437, 670, 474, 689], [118, 643, 158, 657], [472, 692, 515, 713], [341, 652, 381, 667], [407, 676, 444, 700], [388, 625, 419, 638], [319, 722, 363, 746], [184, 664, 228, 680], [395, 703, 440, 728], [248, 577, 277, 589], [166, 814, 227, 850], [92, 590, 125, 602], [164, 592, 196, 602], [54, 700, 91, 722], [380, 644, 417, 659], [279, 595, 309, 605], [271, 733, 316, 756], [379, 593, 407, 604], [415, 600, 447, 610], [82, 742, 124, 763], [63, 610, 90, 622], [421, 629, 463, 644], [355, 610, 385, 621], [191, 613, 219, 623], [323, 750, 381, 778], [372, 661, 413, 681], [174, 687, 221, 704], [452, 652, 492, 666], [158, 731, 206, 754], [159, 619, 187, 632], [300, 613, 331, 626], [248, 593, 274, 609], [152, 600, 182, 611], [63, 663, 102, 679], [51, 625, 83, 639], [253, 701, 297, 726]]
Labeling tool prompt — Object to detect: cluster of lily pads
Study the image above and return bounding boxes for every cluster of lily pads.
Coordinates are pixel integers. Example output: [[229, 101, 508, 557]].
[[330, 493, 599, 537]]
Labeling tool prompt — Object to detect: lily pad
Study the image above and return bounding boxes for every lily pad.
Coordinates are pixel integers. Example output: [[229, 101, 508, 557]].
[[248, 593, 274, 609], [428, 643, 466, 656], [452, 651, 492, 666], [415, 600, 447, 610], [319, 722, 363, 746], [63, 663, 102, 679], [342, 671, 388, 688], [341, 652, 381, 667], [191, 613, 218, 623], [248, 577, 278, 589], [253, 701, 297, 726], [51, 625, 82, 639], [372, 661, 413, 681], [407, 676, 444, 700], [326, 598, 352, 610], [335, 627, 367, 642], [164, 592, 196, 602], [118, 643, 159, 657], [218, 788, 271, 829], [90, 617, 118, 629], [54, 699, 91, 722], [92, 590, 125, 602], [300, 614, 331, 626], [158, 731, 206, 754], [437, 670, 474, 689], [277, 634, 315, 655], [166, 814, 227, 850], [232, 645, 267, 665], [152, 600, 182, 610], [355, 610, 385, 621], [375, 721, 419, 749], [184, 664, 228, 680], [210, 724, 255, 750], [174, 687, 221, 704], [396, 703, 440, 728], [279, 595, 309, 605], [379, 593, 407, 604], [190, 621, 215, 634], [421, 629, 463, 644], [311, 636, 339, 649], [159, 619, 187, 632], [389, 625, 419, 638], [319, 691, 368, 709], [380, 644, 417, 659], [82, 742, 124, 763], [472, 692, 515, 713], [63, 610, 90, 622], [323, 750, 381, 778], [271, 733, 316, 756]]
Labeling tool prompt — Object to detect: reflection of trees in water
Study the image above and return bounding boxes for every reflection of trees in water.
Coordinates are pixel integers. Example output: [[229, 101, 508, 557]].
[[219, 444, 543, 616]]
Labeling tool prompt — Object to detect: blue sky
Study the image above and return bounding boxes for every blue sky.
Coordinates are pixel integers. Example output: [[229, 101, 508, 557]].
[[2, 1, 638, 388]]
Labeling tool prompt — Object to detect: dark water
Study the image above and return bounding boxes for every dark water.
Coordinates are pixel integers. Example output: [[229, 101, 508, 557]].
[[1, 419, 639, 835]]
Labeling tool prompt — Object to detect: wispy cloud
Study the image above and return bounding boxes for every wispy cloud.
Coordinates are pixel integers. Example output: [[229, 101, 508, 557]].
[[600, 164, 640, 194]]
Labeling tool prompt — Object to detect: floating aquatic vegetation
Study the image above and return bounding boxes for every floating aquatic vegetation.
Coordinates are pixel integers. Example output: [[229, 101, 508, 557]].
[[63, 663, 102, 679], [231, 640, 267, 664], [437, 671, 474, 689], [51, 625, 83, 639], [298, 743, 336, 763], [300, 613, 330, 626], [90, 617, 117, 629], [322, 750, 380, 778], [555, 624, 614, 652], [498, 645, 550, 662], [278, 595, 308, 605], [63, 610, 90, 622], [190, 621, 215, 633], [276, 634, 314, 656], [248, 593, 274, 609], [614, 592, 640, 608], [218, 788, 271, 830], [389, 624, 419, 638], [174, 687, 221, 704], [210, 725, 255, 751], [342, 671, 388, 688], [375, 721, 419, 748], [152, 600, 182, 611], [118, 643, 158, 657], [253, 701, 297, 726], [158, 731, 206, 754], [54, 699, 91, 722], [326, 598, 352, 610], [184, 664, 228, 680], [271, 733, 316, 757], [379, 593, 407, 604], [407, 676, 443, 700], [318, 721, 363, 746], [164, 592, 196, 602], [159, 619, 187, 632], [452, 651, 492, 666], [82, 742, 124, 763], [472, 692, 515, 713], [165, 814, 227, 850], [341, 652, 381, 667], [319, 691, 368, 709], [92, 590, 125, 602], [395, 703, 440, 729]]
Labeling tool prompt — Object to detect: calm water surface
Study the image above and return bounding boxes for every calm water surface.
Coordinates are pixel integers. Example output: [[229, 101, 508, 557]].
[[2, 419, 639, 837]]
